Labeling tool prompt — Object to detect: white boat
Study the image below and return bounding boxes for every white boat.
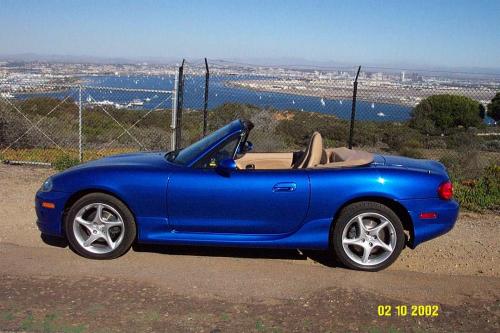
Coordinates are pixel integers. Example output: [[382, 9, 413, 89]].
[[94, 100, 115, 106], [377, 112, 385, 117], [145, 97, 151, 102], [320, 98, 326, 107], [292, 100, 295, 104], [371, 102, 375, 109], [129, 99, 144, 106], [339, 100, 343, 105]]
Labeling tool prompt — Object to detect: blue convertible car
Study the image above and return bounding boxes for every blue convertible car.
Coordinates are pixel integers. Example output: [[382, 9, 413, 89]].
[[36, 119, 459, 271]]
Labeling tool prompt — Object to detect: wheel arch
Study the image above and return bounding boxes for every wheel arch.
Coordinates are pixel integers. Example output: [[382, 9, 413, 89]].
[[61, 188, 137, 235], [330, 196, 415, 248]]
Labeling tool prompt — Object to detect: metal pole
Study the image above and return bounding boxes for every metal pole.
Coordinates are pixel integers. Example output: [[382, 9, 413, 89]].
[[203, 58, 210, 136], [175, 59, 185, 150], [78, 85, 83, 162], [170, 71, 178, 151], [348, 66, 361, 149]]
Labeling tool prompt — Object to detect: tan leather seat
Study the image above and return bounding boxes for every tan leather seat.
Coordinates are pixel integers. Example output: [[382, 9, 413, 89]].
[[294, 132, 323, 168]]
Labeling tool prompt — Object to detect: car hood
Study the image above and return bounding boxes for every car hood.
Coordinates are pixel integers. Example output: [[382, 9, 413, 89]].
[[375, 154, 449, 176], [65, 151, 173, 171]]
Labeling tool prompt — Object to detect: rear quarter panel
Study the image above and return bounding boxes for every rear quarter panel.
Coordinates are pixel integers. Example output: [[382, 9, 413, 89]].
[[305, 166, 449, 225]]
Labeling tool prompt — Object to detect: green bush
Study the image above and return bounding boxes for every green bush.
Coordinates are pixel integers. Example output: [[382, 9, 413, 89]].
[[53, 155, 80, 171], [410, 94, 483, 134], [453, 164, 500, 211]]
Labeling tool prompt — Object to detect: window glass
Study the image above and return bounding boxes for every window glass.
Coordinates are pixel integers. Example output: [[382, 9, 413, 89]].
[[167, 121, 240, 165], [194, 135, 241, 168]]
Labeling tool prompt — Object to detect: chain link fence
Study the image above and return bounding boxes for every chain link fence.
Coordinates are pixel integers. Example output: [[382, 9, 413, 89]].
[[0, 83, 173, 165]]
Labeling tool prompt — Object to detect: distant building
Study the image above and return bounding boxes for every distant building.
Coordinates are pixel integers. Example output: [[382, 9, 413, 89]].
[[400, 71, 406, 82]]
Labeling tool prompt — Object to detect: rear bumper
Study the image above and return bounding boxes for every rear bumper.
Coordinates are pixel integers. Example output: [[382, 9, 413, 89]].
[[35, 190, 68, 237], [400, 198, 459, 248]]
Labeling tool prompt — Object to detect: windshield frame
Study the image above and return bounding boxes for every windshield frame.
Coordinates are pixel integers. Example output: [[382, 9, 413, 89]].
[[165, 120, 246, 167]]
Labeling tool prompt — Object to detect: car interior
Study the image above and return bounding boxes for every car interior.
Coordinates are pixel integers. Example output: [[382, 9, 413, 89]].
[[235, 132, 374, 170]]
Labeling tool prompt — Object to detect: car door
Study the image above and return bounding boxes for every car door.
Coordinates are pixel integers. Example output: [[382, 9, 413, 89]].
[[167, 168, 310, 235]]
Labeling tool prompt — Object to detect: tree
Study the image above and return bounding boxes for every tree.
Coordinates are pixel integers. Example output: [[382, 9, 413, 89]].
[[487, 92, 500, 122], [410, 94, 482, 134]]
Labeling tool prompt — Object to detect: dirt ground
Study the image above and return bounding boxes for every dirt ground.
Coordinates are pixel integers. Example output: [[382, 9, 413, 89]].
[[0, 164, 499, 332]]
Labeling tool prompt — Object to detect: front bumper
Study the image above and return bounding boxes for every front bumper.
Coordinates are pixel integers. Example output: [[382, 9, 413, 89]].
[[400, 198, 459, 248], [35, 190, 69, 237]]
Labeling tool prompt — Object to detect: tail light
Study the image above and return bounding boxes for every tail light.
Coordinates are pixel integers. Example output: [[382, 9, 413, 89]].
[[438, 181, 453, 200]]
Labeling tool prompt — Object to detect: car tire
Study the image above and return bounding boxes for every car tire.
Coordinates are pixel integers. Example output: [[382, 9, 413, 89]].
[[65, 193, 136, 259], [332, 201, 405, 271]]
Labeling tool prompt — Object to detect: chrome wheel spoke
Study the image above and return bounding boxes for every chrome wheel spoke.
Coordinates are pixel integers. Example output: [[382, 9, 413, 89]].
[[374, 239, 393, 253], [371, 219, 389, 236], [103, 232, 116, 250], [93, 204, 104, 223], [75, 216, 93, 231], [361, 245, 372, 263], [83, 233, 101, 247], [343, 237, 363, 246], [104, 220, 123, 228]]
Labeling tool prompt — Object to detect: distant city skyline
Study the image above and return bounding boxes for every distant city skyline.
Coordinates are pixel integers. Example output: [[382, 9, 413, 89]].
[[1, 0, 499, 70]]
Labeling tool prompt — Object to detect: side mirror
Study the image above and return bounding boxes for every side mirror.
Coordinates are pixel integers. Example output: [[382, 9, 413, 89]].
[[239, 140, 254, 154], [216, 158, 237, 175]]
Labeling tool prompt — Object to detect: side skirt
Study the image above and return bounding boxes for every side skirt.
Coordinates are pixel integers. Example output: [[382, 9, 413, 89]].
[[137, 218, 332, 250]]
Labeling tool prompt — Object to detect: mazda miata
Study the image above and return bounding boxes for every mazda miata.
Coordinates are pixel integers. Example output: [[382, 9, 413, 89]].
[[36, 119, 459, 271]]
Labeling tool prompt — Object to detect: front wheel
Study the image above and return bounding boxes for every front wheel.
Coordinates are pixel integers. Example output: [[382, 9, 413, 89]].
[[332, 202, 405, 271], [65, 193, 136, 259]]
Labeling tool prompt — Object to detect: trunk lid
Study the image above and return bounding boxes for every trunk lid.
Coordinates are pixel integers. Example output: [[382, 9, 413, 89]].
[[374, 154, 449, 177]]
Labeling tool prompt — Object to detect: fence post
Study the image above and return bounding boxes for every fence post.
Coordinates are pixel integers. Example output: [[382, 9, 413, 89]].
[[170, 59, 185, 150], [203, 58, 210, 136], [348, 66, 361, 149], [175, 60, 185, 149], [170, 71, 178, 151], [78, 85, 83, 162]]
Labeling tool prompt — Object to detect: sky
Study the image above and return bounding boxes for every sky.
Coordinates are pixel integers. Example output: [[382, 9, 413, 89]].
[[0, 0, 499, 69]]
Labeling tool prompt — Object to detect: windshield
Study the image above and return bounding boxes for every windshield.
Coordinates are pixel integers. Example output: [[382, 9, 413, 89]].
[[166, 120, 242, 165]]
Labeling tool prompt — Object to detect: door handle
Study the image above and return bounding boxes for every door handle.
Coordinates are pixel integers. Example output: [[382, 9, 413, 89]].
[[272, 182, 297, 192]]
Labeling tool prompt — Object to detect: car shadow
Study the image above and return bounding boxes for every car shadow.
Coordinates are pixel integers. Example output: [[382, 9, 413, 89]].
[[40, 233, 68, 248], [132, 243, 344, 268], [39, 232, 344, 268]]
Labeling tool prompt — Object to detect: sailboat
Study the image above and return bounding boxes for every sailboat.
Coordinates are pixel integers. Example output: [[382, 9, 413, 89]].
[[320, 98, 326, 107], [339, 100, 343, 105], [371, 102, 375, 109], [292, 100, 295, 105]]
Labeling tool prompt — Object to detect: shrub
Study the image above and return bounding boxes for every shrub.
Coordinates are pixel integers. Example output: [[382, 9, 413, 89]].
[[439, 150, 490, 180], [453, 164, 500, 211], [53, 155, 80, 171], [410, 94, 483, 134], [487, 92, 500, 121]]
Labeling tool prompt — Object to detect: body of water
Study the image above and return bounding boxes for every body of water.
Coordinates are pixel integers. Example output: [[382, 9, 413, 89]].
[[19, 75, 413, 122]]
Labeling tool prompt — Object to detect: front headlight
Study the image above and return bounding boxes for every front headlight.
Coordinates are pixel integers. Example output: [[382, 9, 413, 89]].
[[40, 177, 53, 192]]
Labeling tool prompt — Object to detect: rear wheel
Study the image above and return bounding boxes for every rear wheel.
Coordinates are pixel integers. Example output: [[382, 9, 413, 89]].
[[332, 201, 405, 271], [65, 193, 136, 259]]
